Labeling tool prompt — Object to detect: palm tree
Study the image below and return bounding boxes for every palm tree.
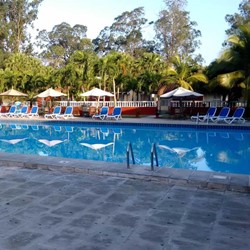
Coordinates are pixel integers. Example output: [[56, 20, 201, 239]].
[[213, 21, 250, 106], [60, 50, 98, 99], [133, 53, 165, 99], [161, 55, 208, 91]]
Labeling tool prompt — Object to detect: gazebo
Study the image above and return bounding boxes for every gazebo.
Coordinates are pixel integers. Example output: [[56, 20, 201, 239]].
[[159, 87, 204, 116]]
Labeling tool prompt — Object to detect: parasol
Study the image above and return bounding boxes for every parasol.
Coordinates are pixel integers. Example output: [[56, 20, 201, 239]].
[[160, 87, 203, 98], [34, 88, 67, 98], [0, 88, 28, 97]]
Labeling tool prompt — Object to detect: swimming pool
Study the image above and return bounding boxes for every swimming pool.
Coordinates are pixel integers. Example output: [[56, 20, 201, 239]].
[[0, 121, 249, 175]]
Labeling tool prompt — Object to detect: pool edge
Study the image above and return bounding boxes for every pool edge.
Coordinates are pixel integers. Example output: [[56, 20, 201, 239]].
[[0, 152, 249, 193]]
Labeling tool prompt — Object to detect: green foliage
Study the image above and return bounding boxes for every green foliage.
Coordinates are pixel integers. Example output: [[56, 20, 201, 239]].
[[59, 50, 98, 99], [0, 53, 53, 99], [154, 0, 202, 60], [36, 22, 92, 67], [208, 19, 250, 104], [93, 7, 149, 57], [0, 0, 43, 53], [161, 55, 208, 90], [4, 1, 245, 103], [225, 0, 250, 36]]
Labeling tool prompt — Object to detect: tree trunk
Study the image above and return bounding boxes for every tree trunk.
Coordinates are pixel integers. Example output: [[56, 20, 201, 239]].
[[113, 78, 117, 106]]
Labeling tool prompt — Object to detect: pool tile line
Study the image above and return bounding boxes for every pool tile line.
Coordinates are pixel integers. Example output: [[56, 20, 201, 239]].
[[0, 117, 250, 130], [0, 152, 249, 193]]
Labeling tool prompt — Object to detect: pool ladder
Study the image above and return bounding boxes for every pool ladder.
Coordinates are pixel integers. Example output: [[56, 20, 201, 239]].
[[126, 142, 135, 168], [126, 142, 159, 171], [151, 143, 159, 171]]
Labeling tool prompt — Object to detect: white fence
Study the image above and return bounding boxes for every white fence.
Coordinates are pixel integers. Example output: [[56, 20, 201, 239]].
[[56, 100, 157, 107], [54, 99, 246, 109], [160, 99, 247, 109]]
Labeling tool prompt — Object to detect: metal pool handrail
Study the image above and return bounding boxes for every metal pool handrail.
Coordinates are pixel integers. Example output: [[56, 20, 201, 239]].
[[126, 142, 135, 168], [151, 143, 159, 171]]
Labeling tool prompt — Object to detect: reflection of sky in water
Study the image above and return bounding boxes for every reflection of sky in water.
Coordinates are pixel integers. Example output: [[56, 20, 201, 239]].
[[0, 122, 249, 175]]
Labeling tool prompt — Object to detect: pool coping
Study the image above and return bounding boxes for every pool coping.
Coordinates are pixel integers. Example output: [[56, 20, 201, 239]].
[[0, 116, 250, 193], [1, 116, 250, 130], [0, 152, 249, 193]]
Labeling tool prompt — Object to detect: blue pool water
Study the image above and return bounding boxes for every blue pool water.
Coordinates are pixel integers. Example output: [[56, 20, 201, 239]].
[[0, 121, 249, 175]]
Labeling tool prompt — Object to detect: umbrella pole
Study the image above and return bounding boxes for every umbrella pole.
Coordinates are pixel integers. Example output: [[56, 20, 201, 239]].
[[113, 78, 117, 106], [96, 96, 100, 113]]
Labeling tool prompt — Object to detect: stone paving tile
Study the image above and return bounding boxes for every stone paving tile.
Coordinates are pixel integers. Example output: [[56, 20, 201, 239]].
[[0, 166, 250, 250]]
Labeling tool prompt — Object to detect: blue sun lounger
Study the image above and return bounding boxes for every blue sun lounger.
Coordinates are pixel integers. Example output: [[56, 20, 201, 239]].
[[44, 106, 61, 119], [13, 105, 28, 118], [210, 107, 230, 123], [223, 107, 245, 124], [22, 106, 39, 118], [106, 107, 122, 120], [92, 106, 109, 120], [0, 105, 16, 118], [55, 106, 74, 119], [191, 107, 217, 122]]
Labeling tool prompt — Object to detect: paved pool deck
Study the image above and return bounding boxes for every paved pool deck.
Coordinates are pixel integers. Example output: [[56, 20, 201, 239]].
[[0, 116, 250, 249]]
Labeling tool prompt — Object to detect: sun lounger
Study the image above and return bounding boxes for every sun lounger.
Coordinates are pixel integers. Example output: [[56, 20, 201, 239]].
[[55, 106, 74, 119], [191, 107, 217, 122], [223, 107, 245, 124], [0, 105, 16, 118], [13, 105, 28, 118], [21, 106, 39, 118], [106, 107, 122, 120], [210, 107, 230, 123], [92, 106, 109, 120], [44, 106, 61, 119]]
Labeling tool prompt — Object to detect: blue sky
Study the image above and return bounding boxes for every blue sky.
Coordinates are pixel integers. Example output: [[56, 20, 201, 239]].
[[34, 0, 241, 65]]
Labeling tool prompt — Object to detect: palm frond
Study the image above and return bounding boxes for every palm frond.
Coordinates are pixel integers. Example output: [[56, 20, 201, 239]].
[[228, 35, 244, 48], [217, 70, 245, 88], [165, 67, 177, 76], [187, 73, 208, 84], [179, 79, 192, 90]]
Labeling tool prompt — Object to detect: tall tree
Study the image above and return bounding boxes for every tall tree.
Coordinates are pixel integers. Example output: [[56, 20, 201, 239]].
[[131, 53, 165, 98], [93, 7, 148, 56], [59, 50, 98, 99], [154, 0, 202, 61], [0, 0, 43, 53], [225, 0, 250, 36], [36, 22, 92, 67]]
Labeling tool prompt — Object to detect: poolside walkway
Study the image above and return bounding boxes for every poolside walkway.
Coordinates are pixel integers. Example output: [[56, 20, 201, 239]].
[[0, 116, 250, 249], [0, 166, 249, 250]]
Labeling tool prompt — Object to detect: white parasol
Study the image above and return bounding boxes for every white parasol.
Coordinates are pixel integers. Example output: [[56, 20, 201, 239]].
[[160, 87, 203, 98], [0, 88, 28, 97], [80, 87, 114, 109], [34, 88, 67, 98], [80, 88, 114, 97]]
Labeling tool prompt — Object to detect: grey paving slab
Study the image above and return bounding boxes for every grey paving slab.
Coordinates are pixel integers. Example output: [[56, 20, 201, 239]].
[[0, 166, 250, 250]]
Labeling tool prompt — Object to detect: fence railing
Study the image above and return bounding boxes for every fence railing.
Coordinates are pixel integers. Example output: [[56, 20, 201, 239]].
[[51, 99, 246, 109], [160, 100, 247, 108], [56, 100, 157, 107]]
